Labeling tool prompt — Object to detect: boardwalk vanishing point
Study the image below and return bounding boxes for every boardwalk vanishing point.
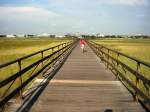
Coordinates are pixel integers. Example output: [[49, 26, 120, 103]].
[[4, 42, 146, 112]]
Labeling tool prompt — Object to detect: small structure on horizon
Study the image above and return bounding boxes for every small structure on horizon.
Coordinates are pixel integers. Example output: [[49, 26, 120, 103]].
[[57, 35, 64, 38], [97, 34, 105, 37], [25, 34, 36, 38], [37, 33, 50, 37], [6, 34, 16, 38], [15, 34, 25, 38]]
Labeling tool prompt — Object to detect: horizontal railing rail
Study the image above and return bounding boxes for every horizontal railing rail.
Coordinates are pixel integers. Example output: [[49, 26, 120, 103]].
[[0, 40, 77, 110], [88, 40, 150, 111]]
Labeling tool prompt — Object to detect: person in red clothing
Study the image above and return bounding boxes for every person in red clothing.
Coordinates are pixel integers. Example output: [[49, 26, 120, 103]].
[[79, 39, 86, 53]]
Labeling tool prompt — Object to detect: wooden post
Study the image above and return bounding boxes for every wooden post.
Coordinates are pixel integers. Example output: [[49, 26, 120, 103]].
[[52, 48, 54, 53], [41, 51, 44, 77], [96, 46, 99, 55], [18, 60, 23, 99], [58, 45, 60, 57], [133, 62, 140, 101], [41, 51, 44, 67], [116, 53, 119, 79], [107, 49, 110, 69]]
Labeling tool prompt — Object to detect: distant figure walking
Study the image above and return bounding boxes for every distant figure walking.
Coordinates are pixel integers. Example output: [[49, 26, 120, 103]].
[[79, 39, 86, 53]]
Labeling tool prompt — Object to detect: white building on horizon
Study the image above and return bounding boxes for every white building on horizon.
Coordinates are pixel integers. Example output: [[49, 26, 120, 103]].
[[97, 34, 105, 37], [6, 34, 16, 38], [37, 33, 50, 37]]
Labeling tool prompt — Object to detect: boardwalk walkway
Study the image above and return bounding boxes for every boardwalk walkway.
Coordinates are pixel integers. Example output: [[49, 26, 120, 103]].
[[30, 43, 145, 112]]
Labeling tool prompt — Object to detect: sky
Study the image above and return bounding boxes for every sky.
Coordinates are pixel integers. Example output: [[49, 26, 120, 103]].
[[0, 0, 150, 35]]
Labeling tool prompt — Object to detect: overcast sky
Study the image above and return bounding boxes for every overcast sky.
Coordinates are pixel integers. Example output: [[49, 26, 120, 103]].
[[0, 0, 150, 35]]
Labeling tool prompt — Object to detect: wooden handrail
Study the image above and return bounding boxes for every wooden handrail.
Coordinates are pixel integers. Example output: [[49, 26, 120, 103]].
[[88, 40, 150, 111]]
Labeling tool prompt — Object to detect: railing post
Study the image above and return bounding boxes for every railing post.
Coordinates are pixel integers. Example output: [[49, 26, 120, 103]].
[[133, 62, 140, 101], [41, 51, 44, 67], [58, 45, 60, 50], [63, 44, 65, 52], [116, 53, 119, 79], [101, 47, 104, 60], [107, 49, 110, 69], [96, 46, 98, 55], [18, 60, 23, 99], [58, 45, 60, 56], [61, 44, 64, 61], [52, 47, 54, 53], [41, 51, 44, 77], [97, 47, 100, 57]]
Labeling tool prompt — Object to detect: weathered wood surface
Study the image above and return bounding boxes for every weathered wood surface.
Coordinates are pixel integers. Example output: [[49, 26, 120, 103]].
[[30, 43, 145, 112]]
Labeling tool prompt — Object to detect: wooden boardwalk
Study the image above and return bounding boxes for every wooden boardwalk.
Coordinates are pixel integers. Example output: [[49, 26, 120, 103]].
[[30, 43, 145, 112]]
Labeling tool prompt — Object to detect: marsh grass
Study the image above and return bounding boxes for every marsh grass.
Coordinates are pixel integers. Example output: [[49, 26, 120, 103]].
[[92, 38, 150, 98], [93, 38, 150, 63], [0, 38, 70, 63], [0, 38, 71, 97]]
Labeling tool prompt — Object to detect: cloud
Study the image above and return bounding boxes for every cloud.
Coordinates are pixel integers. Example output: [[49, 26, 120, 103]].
[[111, 0, 148, 5], [0, 6, 61, 34], [48, 0, 148, 6], [0, 6, 59, 20], [136, 14, 147, 17]]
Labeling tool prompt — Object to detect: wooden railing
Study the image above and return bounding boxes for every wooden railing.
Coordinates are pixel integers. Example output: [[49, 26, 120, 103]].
[[0, 40, 77, 110], [88, 41, 150, 111]]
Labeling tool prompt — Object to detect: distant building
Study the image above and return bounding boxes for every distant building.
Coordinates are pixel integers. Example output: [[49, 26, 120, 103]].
[[6, 34, 16, 38], [37, 33, 50, 37], [64, 33, 78, 38], [14, 34, 25, 38], [57, 35, 64, 38], [49, 35, 55, 38], [25, 35, 35, 38], [97, 34, 105, 37]]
